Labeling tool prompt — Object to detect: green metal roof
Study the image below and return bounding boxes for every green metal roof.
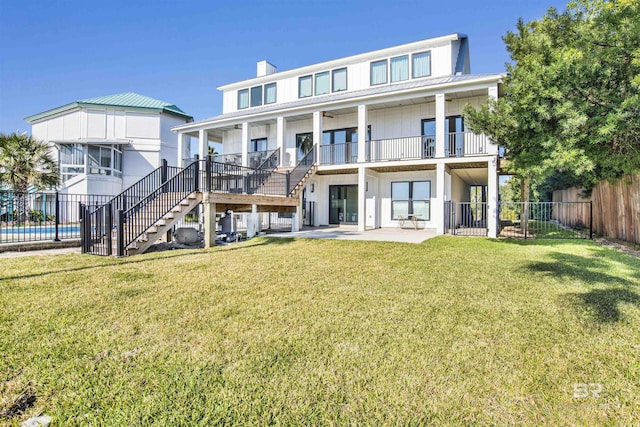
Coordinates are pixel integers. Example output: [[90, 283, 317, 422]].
[[25, 92, 193, 123]]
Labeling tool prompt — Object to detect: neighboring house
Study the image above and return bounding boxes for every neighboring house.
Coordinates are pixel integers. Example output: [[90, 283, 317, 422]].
[[25, 92, 193, 196], [173, 33, 503, 237]]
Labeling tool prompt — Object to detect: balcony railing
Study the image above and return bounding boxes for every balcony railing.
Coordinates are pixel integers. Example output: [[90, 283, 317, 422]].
[[445, 132, 488, 157], [212, 150, 276, 168], [367, 136, 435, 162], [320, 142, 358, 165]]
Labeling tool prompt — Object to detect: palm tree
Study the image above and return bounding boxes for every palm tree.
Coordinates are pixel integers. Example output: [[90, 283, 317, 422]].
[[0, 132, 58, 221]]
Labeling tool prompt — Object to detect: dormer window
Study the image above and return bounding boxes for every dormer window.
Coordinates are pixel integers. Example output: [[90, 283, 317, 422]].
[[264, 83, 277, 104], [412, 51, 431, 78], [238, 89, 249, 109], [250, 86, 263, 107], [299, 75, 313, 98], [315, 71, 330, 96], [370, 60, 388, 85], [390, 55, 409, 82], [332, 68, 347, 92]]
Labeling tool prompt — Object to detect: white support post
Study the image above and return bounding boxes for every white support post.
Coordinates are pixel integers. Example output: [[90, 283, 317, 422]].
[[276, 116, 285, 167], [487, 158, 498, 238], [198, 129, 208, 161], [247, 204, 259, 238], [435, 161, 446, 234], [487, 84, 500, 155], [241, 122, 249, 168], [177, 133, 186, 167], [435, 93, 446, 158], [292, 206, 300, 232], [357, 104, 367, 162], [203, 193, 216, 248], [313, 111, 323, 164], [358, 166, 366, 232]]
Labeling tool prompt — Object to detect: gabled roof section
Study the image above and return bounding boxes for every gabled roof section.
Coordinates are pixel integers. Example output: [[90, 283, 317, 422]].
[[25, 92, 193, 123]]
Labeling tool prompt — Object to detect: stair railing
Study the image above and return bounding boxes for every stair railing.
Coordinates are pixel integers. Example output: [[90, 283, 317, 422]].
[[287, 145, 317, 196], [116, 160, 200, 256]]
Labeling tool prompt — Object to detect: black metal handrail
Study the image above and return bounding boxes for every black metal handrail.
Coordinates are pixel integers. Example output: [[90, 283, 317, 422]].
[[117, 161, 200, 255], [287, 146, 316, 195], [366, 135, 435, 162], [320, 142, 357, 165], [203, 158, 289, 196]]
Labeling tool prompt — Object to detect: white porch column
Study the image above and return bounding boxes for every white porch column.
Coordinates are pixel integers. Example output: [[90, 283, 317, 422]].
[[313, 111, 323, 164], [247, 204, 259, 238], [435, 93, 446, 158], [276, 116, 285, 167], [292, 206, 301, 232], [203, 193, 216, 248], [357, 104, 367, 162], [358, 166, 366, 232], [487, 158, 499, 238], [435, 161, 446, 234], [198, 129, 208, 160], [241, 122, 249, 167], [177, 133, 186, 167]]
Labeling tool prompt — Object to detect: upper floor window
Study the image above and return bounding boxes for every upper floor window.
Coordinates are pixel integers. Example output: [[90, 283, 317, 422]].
[[332, 68, 347, 92], [250, 86, 263, 107], [264, 83, 277, 104], [238, 89, 249, 109], [391, 55, 409, 82], [299, 75, 313, 98], [370, 60, 388, 85], [315, 71, 330, 96], [87, 145, 123, 178], [412, 51, 431, 78]]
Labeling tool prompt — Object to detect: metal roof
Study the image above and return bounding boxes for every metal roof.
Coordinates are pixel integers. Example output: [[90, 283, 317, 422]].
[[25, 92, 193, 123]]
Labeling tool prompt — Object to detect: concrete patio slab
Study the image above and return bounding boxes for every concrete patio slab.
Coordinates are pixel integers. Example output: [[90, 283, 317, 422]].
[[264, 225, 438, 244]]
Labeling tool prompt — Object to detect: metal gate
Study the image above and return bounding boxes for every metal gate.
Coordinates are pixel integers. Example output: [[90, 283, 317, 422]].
[[446, 201, 488, 236]]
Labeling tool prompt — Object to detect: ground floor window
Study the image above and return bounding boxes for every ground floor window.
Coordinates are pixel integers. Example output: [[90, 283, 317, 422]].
[[391, 181, 430, 220]]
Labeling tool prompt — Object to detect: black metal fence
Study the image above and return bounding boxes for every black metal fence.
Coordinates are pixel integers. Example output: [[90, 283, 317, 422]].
[[445, 201, 489, 236], [0, 191, 114, 244], [498, 201, 592, 239]]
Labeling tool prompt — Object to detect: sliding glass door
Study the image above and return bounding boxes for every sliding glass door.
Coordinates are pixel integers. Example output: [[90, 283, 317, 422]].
[[329, 185, 358, 224]]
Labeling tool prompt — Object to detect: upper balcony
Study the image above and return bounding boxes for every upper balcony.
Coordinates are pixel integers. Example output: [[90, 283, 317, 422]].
[[317, 131, 494, 166]]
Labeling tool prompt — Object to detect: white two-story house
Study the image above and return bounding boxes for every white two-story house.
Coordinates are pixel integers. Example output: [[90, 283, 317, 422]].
[[173, 33, 503, 237], [26, 92, 193, 196]]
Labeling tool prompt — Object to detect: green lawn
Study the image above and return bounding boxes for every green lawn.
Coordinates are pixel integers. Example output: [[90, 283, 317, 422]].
[[1, 237, 639, 425]]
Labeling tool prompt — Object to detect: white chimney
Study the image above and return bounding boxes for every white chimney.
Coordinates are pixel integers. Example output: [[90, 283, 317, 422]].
[[257, 60, 277, 77]]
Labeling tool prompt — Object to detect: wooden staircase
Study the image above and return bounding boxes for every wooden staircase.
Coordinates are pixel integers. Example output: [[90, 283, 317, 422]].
[[125, 192, 202, 255], [288, 164, 317, 198]]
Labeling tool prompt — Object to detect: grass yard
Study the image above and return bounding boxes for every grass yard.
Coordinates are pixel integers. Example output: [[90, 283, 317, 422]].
[[1, 236, 639, 425]]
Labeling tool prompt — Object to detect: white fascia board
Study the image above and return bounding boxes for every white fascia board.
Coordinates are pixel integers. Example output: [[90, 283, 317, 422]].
[[172, 74, 502, 134], [217, 33, 463, 91]]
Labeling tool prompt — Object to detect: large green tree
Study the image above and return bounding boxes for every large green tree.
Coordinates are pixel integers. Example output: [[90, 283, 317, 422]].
[[464, 0, 640, 189], [0, 132, 58, 192], [0, 132, 58, 220]]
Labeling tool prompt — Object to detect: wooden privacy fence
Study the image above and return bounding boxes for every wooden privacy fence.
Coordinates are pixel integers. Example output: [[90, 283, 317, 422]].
[[552, 174, 640, 244]]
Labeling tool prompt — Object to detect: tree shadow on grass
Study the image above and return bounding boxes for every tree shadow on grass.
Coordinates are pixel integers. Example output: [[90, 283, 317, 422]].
[[0, 237, 294, 282], [524, 249, 640, 323]]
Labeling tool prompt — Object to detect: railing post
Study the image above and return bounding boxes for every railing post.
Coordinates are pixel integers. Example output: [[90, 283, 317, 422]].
[[193, 155, 200, 192], [205, 155, 212, 193], [589, 200, 593, 240], [160, 158, 168, 183], [79, 202, 86, 253], [285, 171, 291, 196], [104, 203, 112, 256], [54, 191, 60, 241], [117, 209, 125, 257]]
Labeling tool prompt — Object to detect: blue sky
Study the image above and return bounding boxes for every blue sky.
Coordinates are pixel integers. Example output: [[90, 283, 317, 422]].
[[0, 0, 568, 134]]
